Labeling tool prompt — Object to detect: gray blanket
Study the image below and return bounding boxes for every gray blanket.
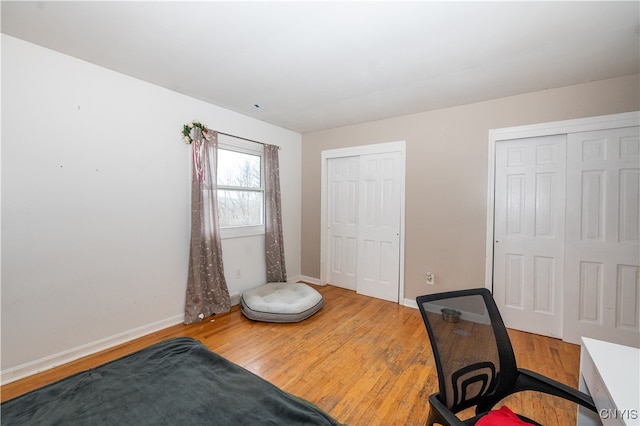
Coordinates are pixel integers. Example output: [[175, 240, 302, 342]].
[[1, 337, 341, 425]]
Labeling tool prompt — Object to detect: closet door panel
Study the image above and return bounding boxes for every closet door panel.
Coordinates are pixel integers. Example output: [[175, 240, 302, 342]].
[[564, 126, 640, 346]]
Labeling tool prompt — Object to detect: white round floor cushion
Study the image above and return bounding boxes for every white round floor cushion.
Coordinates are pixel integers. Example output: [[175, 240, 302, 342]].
[[240, 282, 324, 323]]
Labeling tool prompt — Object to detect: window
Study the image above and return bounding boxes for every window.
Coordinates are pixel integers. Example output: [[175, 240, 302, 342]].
[[217, 135, 264, 238]]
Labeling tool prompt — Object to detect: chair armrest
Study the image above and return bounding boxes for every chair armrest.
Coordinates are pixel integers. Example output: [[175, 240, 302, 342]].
[[514, 368, 596, 412], [428, 394, 467, 426]]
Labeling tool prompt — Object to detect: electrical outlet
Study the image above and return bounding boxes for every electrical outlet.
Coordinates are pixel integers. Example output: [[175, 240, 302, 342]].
[[426, 272, 435, 285], [235, 268, 241, 279]]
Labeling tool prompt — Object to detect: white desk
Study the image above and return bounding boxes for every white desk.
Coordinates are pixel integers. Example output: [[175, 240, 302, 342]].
[[578, 337, 640, 426]]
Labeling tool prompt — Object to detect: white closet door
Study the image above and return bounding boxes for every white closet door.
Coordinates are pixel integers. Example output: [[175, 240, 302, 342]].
[[357, 152, 401, 302], [493, 135, 566, 338], [327, 156, 359, 290], [564, 126, 640, 347]]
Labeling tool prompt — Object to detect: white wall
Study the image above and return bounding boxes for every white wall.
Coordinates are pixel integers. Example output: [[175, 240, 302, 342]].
[[1, 35, 301, 381]]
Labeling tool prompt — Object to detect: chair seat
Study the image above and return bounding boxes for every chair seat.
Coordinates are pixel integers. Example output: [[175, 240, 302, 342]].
[[240, 282, 324, 323]]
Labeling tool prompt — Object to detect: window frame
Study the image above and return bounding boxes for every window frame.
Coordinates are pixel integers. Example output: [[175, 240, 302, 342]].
[[217, 135, 265, 239]]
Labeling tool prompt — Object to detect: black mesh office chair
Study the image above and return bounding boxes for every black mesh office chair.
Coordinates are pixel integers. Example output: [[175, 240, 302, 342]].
[[416, 288, 596, 426]]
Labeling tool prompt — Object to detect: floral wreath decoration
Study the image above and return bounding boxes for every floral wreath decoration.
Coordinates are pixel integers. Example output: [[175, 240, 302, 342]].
[[181, 120, 212, 144]]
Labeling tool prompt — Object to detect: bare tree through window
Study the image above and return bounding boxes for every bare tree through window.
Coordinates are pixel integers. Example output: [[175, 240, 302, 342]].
[[217, 149, 263, 227]]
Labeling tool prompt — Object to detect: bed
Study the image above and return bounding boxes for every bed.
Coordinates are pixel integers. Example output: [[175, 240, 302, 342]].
[[1, 337, 341, 426]]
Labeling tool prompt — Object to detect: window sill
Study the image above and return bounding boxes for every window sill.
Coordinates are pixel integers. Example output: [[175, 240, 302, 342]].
[[220, 225, 265, 240]]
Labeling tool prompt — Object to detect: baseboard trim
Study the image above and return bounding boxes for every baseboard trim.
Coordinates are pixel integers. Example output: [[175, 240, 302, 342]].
[[403, 298, 418, 309], [230, 293, 241, 306], [1, 314, 184, 385], [286, 274, 302, 284], [297, 275, 321, 285]]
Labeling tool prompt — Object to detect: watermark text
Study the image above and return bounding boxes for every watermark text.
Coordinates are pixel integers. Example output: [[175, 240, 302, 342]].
[[599, 408, 639, 421]]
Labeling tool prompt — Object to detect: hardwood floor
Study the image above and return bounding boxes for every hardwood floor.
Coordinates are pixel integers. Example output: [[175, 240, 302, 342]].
[[1, 285, 581, 425]]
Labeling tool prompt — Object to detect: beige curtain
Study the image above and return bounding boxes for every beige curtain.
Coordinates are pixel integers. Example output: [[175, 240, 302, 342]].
[[184, 128, 231, 324], [264, 144, 287, 282]]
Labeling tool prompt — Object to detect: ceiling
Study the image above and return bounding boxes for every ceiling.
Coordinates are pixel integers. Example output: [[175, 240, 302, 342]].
[[2, 1, 639, 134]]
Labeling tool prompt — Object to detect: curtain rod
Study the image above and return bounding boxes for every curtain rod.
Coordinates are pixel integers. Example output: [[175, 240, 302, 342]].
[[217, 131, 280, 150]]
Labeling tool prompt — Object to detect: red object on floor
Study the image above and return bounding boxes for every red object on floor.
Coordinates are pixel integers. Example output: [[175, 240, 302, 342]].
[[476, 406, 529, 426]]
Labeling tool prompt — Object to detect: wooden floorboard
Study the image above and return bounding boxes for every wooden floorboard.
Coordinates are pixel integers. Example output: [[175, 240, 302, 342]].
[[1, 285, 581, 425]]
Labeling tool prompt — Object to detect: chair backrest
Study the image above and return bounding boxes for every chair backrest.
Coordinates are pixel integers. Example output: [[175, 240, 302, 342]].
[[416, 288, 518, 414]]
